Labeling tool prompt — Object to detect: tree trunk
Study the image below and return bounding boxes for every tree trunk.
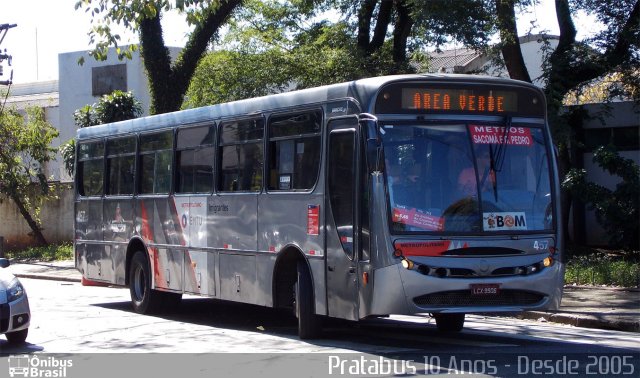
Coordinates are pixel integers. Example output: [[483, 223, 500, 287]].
[[357, 0, 377, 53], [139, 14, 177, 115], [9, 193, 48, 246], [369, 0, 393, 54], [139, 0, 242, 115], [392, 0, 413, 68], [495, 0, 531, 82]]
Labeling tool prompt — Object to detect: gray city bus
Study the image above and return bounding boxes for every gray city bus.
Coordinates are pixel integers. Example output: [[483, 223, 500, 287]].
[[74, 74, 564, 338]]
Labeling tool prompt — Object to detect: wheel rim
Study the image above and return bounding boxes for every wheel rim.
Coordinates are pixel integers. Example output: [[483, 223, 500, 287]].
[[133, 263, 146, 302]]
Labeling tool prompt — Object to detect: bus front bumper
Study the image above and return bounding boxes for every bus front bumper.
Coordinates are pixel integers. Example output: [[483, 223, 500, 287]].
[[369, 260, 564, 317]]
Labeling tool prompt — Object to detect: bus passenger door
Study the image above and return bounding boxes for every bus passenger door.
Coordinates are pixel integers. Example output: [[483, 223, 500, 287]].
[[326, 118, 359, 320]]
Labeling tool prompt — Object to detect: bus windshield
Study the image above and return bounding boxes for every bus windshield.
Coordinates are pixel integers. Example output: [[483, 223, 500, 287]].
[[382, 123, 553, 234]]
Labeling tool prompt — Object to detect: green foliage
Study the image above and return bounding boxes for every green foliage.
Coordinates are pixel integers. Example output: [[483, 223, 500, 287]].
[[0, 107, 60, 245], [185, 49, 292, 107], [565, 252, 640, 287], [409, 0, 496, 49], [63, 91, 142, 178], [73, 104, 99, 128], [562, 146, 640, 250], [59, 139, 76, 177], [73, 91, 142, 127], [6, 242, 74, 261], [94, 90, 143, 123], [74, 0, 175, 61]]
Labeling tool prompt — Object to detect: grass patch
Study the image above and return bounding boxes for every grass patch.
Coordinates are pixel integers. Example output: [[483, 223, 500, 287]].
[[5, 243, 73, 262], [565, 250, 640, 287]]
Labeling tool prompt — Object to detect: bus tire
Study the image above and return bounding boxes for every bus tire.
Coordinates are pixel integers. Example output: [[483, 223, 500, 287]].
[[129, 250, 163, 314], [434, 313, 465, 332], [5, 328, 28, 344], [295, 261, 321, 339]]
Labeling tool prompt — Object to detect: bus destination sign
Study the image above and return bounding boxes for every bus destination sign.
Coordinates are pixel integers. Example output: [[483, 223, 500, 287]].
[[401, 88, 517, 113]]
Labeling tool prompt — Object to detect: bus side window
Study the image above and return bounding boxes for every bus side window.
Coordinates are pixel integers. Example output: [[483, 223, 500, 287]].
[[218, 118, 264, 192], [77, 140, 105, 197], [106, 136, 136, 196], [175, 124, 215, 193], [268, 111, 321, 191], [139, 130, 174, 194]]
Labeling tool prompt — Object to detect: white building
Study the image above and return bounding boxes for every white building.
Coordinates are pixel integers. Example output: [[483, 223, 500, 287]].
[[427, 34, 559, 87], [1, 46, 178, 249]]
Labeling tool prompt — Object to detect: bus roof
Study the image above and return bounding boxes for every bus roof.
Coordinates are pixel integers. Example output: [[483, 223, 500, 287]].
[[76, 74, 540, 141]]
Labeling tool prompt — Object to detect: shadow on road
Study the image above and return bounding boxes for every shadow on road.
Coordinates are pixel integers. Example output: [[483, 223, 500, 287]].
[[86, 297, 631, 354]]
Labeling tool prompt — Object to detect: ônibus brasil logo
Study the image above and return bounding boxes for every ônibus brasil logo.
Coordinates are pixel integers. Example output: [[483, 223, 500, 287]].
[[8, 355, 73, 378]]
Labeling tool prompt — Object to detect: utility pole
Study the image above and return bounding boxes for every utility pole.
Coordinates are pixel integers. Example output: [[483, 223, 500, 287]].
[[0, 23, 17, 86]]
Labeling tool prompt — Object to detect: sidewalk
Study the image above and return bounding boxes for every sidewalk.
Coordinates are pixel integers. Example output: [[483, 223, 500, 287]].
[[6, 260, 640, 333]]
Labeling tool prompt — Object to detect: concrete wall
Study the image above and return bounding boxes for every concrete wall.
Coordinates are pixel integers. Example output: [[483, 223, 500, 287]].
[[579, 102, 640, 245], [0, 185, 74, 251], [58, 48, 153, 146]]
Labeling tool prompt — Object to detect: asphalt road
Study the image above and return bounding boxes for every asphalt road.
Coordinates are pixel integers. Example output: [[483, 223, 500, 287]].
[[1, 278, 639, 377]]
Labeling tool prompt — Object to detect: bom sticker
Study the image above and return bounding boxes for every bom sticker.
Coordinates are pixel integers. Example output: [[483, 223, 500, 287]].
[[483, 212, 527, 231]]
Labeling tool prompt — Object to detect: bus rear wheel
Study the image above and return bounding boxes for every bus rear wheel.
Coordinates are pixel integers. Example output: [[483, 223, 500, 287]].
[[129, 251, 163, 314], [295, 261, 322, 339], [434, 313, 465, 333]]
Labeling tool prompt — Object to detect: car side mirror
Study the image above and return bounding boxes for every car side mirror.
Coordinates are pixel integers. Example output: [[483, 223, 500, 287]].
[[0, 258, 10, 268]]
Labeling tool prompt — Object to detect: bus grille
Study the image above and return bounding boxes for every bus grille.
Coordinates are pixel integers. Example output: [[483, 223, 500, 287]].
[[413, 290, 544, 307]]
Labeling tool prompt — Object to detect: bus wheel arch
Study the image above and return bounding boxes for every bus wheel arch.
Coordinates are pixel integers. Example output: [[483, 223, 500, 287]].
[[272, 246, 305, 310], [272, 245, 322, 339], [125, 240, 165, 314], [295, 259, 322, 338], [125, 238, 147, 286]]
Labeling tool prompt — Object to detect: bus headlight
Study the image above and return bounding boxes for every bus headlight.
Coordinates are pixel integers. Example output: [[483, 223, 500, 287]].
[[543, 256, 554, 267], [7, 278, 25, 302], [401, 258, 414, 270]]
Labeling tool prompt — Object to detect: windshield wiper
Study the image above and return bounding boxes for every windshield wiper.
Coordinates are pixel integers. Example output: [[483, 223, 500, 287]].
[[487, 117, 513, 201]]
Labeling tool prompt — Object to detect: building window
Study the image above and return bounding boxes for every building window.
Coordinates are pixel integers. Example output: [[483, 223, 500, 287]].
[[584, 127, 640, 152], [92, 64, 127, 96]]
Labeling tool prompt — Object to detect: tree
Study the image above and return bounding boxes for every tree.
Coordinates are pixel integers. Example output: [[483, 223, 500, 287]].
[[186, 20, 373, 106], [489, 0, 639, 243], [61, 90, 143, 177], [0, 107, 59, 246], [225, 0, 496, 80], [94, 90, 143, 123], [184, 49, 291, 107], [75, 0, 243, 114]]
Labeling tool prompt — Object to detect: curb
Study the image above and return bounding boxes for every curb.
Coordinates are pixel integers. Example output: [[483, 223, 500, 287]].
[[15, 272, 81, 283], [565, 285, 640, 293], [518, 311, 640, 333]]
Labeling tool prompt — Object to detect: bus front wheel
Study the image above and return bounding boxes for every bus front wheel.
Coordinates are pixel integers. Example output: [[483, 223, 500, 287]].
[[5, 328, 28, 344], [129, 251, 163, 314], [434, 313, 465, 333], [295, 261, 322, 339]]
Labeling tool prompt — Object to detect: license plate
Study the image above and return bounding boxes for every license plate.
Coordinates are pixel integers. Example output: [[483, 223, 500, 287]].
[[470, 283, 500, 296]]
